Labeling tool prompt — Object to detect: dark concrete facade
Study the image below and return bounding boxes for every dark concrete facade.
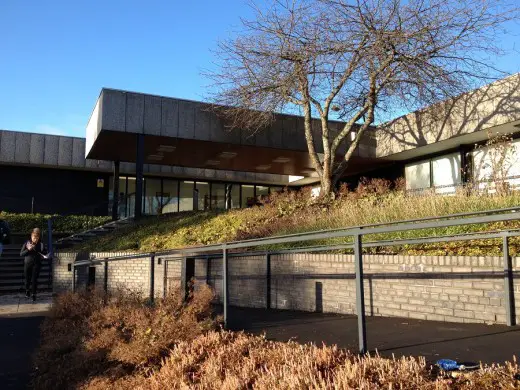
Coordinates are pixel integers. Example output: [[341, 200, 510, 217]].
[[0, 165, 109, 215]]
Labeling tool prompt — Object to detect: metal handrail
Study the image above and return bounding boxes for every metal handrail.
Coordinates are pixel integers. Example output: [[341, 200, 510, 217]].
[[71, 205, 520, 264], [71, 205, 520, 355], [74, 227, 520, 267]]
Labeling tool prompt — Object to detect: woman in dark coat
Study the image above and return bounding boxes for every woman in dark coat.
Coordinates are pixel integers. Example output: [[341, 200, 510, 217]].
[[20, 228, 48, 301]]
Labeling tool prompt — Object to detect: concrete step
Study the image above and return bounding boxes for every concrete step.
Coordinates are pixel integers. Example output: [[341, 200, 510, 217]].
[[0, 281, 51, 289], [74, 233, 97, 238], [0, 269, 51, 276], [0, 285, 52, 293], [0, 267, 51, 273]]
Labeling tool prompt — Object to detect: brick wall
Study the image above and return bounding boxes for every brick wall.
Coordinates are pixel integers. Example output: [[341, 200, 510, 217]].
[[53, 252, 519, 326]]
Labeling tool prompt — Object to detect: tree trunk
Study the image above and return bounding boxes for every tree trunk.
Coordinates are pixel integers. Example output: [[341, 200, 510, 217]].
[[320, 175, 333, 199]]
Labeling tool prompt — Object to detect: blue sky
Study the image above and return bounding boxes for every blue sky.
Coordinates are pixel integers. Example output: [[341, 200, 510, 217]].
[[1, 1, 519, 138]]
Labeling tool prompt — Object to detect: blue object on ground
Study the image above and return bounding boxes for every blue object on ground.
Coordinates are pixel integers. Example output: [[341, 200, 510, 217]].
[[436, 359, 459, 371], [436, 359, 479, 371]]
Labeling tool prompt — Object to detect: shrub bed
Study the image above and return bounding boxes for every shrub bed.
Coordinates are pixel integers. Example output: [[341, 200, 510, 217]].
[[34, 289, 520, 389]]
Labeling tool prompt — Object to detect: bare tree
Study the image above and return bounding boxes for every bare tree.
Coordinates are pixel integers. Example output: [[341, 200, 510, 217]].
[[208, 0, 517, 197]]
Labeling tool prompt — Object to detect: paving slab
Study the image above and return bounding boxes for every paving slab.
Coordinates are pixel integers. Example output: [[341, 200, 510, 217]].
[[0, 293, 53, 317]]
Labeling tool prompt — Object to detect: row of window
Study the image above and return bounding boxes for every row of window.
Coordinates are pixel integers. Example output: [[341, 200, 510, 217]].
[[109, 176, 283, 217], [405, 139, 520, 193], [405, 152, 462, 193]]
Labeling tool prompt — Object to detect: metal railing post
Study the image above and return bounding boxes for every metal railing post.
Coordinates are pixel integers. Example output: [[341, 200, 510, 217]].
[[47, 217, 53, 289], [163, 258, 167, 299], [223, 245, 229, 328], [354, 232, 367, 354], [104, 260, 108, 293], [206, 257, 212, 285], [149, 253, 155, 304], [266, 253, 271, 309], [72, 265, 76, 293], [502, 235, 516, 326]]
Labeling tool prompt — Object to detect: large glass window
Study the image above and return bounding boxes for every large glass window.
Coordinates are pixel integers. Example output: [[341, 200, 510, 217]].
[[179, 181, 194, 212], [241, 185, 255, 208], [230, 184, 240, 209], [109, 176, 129, 218], [144, 178, 162, 215], [196, 182, 210, 211], [256, 185, 269, 203], [405, 161, 430, 191], [472, 139, 520, 192], [432, 153, 461, 194], [162, 180, 179, 214], [117, 178, 128, 218], [211, 183, 226, 210], [127, 177, 136, 217]]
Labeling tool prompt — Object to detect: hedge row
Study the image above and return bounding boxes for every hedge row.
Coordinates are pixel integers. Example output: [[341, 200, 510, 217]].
[[0, 212, 111, 233]]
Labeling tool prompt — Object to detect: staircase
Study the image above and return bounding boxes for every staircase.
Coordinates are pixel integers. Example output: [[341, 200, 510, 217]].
[[0, 245, 52, 294], [0, 217, 136, 294], [54, 217, 135, 249]]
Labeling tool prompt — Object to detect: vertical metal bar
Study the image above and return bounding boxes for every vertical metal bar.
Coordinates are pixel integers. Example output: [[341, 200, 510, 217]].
[[206, 257, 212, 285], [266, 253, 271, 309], [209, 182, 213, 210], [72, 266, 76, 293], [223, 245, 229, 328], [177, 181, 180, 213], [503, 236, 516, 326], [112, 161, 120, 221], [354, 232, 367, 354], [104, 260, 108, 293], [47, 218, 53, 289], [163, 258, 168, 298], [135, 133, 144, 219], [149, 254, 155, 304], [31, 197, 34, 213], [160, 178, 164, 213]]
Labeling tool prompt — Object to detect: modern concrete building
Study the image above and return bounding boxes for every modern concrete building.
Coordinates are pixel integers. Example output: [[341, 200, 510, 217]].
[[1, 73, 520, 217]]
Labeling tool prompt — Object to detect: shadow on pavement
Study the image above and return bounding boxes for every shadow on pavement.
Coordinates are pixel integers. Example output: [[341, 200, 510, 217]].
[[0, 315, 45, 389], [224, 306, 520, 365]]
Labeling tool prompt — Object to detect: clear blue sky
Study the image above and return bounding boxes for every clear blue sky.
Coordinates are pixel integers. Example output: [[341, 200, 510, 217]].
[[1, 0, 519, 138]]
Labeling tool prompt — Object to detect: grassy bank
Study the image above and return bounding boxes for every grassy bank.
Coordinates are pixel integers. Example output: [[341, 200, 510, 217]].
[[73, 179, 520, 256], [33, 289, 520, 389]]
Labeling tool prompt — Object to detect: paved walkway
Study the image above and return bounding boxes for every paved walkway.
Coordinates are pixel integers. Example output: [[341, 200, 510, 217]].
[[0, 293, 53, 317], [226, 307, 520, 365], [0, 293, 52, 389]]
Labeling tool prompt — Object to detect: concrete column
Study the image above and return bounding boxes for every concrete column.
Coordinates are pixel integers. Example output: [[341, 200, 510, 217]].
[[112, 161, 120, 221], [135, 134, 144, 219]]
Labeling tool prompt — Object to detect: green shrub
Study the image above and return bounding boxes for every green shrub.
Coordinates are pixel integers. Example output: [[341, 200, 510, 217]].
[[0, 212, 111, 233]]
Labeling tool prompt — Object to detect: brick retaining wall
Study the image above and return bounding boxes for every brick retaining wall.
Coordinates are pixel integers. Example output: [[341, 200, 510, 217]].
[[53, 252, 519, 325]]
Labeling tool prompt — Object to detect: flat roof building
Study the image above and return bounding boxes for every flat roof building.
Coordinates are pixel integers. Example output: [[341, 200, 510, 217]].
[[1, 73, 520, 217]]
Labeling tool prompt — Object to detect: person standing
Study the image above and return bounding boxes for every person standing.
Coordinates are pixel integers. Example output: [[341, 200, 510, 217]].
[[20, 228, 48, 301]]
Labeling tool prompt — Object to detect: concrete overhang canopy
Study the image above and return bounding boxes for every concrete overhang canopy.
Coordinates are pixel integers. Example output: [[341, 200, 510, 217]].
[[376, 73, 520, 160], [86, 88, 379, 177]]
